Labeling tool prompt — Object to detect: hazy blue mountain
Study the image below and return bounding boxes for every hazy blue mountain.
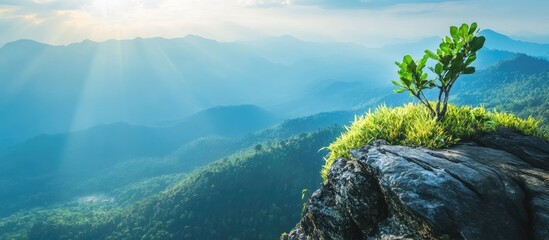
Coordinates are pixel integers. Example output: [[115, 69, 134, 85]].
[[0, 37, 280, 146], [513, 35, 549, 45], [475, 49, 519, 69], [170, 105, 277, 137], [0, 36, 382, 147], [236, 35, 371, 64], [248, 110, 353, 142], [0, 104, 276, 176], [273, 81, 384, 117], [480, 29, 549, 59], [0, 104, 277, 217], [0, 104, 354, 218], [377, 36, 441, 60], [79, 109, 353, 204]]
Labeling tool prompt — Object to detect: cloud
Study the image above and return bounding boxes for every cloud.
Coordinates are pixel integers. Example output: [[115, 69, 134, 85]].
[[238, 0, 290, 7], [292, 0, 382, 8], [0, 0, 85, 10], [0, 0, 33, 6], [1, 0, 549, 47], [0, 0, 167, 12], [239, 0, 462, 9]]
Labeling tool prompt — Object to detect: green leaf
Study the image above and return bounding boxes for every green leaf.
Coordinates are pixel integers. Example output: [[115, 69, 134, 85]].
[[417, 55, 428, 70], [401, 76, 412, 86], [394, 89, 407, 93], [456, 42, 464, 52], [465, 54, 477, 66], [425, 50, 439, 60], [440, 42, 451, 53], [460, 23, 469, 38], [403, 55, 413, 64], [450, 26, 459, 39], [435, 63, 443, 75], [407, 62, 417, 72], [441, 55, 452, 65], [392, 80, 402, 86], [469, 22, 478, 35], [463, 66, 475, 74], [470, 36, 486, 52], [454, 52, 464, 64]]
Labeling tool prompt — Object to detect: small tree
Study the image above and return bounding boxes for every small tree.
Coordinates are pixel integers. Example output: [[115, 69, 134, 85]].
[[392, 22, 486, 120]]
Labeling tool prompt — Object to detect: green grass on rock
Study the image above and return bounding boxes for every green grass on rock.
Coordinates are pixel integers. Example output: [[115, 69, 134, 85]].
[[322, 103, 548, 180]]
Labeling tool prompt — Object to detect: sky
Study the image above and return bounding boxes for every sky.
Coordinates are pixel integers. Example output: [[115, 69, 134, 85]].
[[0, 0, 548, 47]]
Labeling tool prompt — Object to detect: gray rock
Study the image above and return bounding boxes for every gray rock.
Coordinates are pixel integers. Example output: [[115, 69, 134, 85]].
[[474, 127, 549, 170], [288, 130, 549, 240]]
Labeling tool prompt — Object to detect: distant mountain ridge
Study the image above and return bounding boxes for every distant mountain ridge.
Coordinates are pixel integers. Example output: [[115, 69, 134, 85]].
[[0, 35, 382, 147], [274, 81, 383, 117], [488, 53, 549, 74], [171, 104, 277, 136], [480, 29, 549, 59]]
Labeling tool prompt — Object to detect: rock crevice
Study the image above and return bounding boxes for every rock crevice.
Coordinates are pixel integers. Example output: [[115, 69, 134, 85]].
[[289, 130, 549, 240]]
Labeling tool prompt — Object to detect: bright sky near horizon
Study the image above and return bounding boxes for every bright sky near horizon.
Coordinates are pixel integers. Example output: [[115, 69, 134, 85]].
[[0, 0, 548, 47]]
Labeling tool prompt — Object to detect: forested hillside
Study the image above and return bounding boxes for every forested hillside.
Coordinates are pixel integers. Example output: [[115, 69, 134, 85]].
[[0, 128, 342, 240], [453, 54, 549, 129]]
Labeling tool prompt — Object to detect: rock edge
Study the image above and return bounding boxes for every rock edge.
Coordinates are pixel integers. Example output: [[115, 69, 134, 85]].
[[289, 129, 549, 240]]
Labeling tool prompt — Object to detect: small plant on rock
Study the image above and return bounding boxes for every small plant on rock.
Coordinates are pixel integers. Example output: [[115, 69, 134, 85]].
[[392, 22, 486, 120]]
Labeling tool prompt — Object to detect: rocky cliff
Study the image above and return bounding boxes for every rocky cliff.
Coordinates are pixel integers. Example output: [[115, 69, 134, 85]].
[[289, 128, 549, 240]]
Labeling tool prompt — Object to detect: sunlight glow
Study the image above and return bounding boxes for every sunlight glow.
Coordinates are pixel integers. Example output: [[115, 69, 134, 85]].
[[0, 0, 549, 47], [88, 0, 140, 22]]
